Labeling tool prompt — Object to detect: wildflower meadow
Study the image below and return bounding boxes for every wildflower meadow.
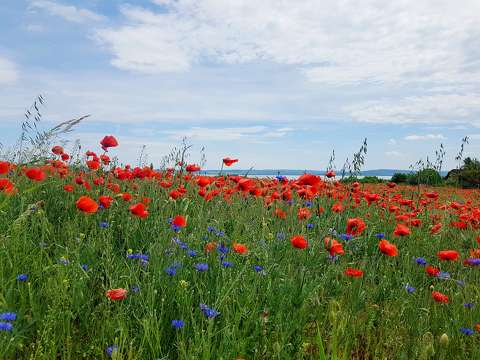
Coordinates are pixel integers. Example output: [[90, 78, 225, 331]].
[[0, 135, 479, 359]]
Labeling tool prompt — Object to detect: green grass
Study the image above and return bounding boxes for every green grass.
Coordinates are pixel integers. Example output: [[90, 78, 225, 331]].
[[0, 172, 479, 359]]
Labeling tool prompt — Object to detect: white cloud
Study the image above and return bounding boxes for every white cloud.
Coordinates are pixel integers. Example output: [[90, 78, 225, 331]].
[[94, 0, 480, 88], [0, 57, 18, 84], [347, 94, 480, 125], [29, 0, 105, 23], [24, 24, 46, 32], [388, 138, 397, 145], [385, 151, 402, 157], [163, 126, 292, 142], [404, 134, 446, 141]]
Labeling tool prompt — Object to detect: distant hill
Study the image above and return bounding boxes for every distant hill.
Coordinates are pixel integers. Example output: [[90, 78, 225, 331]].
[[199, 169, 448, 177]]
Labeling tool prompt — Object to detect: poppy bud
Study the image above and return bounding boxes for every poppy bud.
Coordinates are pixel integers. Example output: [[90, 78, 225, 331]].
[[439, 333, 449, 346]]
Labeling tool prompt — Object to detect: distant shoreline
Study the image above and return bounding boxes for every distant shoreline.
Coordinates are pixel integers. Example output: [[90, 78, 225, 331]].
[[198, 169, 448, 177]]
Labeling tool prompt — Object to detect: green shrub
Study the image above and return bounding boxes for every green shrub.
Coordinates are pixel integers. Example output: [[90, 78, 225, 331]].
[[391, 173, 408, 183], [408, 168, 443, 186]]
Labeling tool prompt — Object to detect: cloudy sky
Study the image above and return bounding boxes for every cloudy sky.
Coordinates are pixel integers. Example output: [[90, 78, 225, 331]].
[[1, 0, 479, 170]]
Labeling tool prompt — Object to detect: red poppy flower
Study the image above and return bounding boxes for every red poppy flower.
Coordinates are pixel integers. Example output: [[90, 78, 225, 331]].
[[196, 176, 212, 187], [169, 190, 182, 199], [76, 196, 99, 214], [344, 268, 364, 278], [297, 207, 312, 220], [186, 164, 201, 172], [129, 203, 149, 218], [426, 265, 440, 277], [424, 192, 439, 200], [86, 160, 101, 170], [430, 223, 442, 235], [106, 288, 127, 300], [437, 250, 459, 261], [324, 237, 344, 256], [297, 173, 322, 186], [378, 239, 398, 256], [51, 145, 64, 155], [99, 195, 113, 209], [223, 157, 238, 166], [63, 184, 74, 192], [204, 241, 217, 253], [0, 178, 15, 194], [172, 215, 187, 227], [331, 203, 343, 213], [325, 170, 336, 178], [25, 167, 46, 181], [100, 154, 110, 165], [100, 135, 118, 151], [393, 223, 410, 236], [233, 243, 248, 254], [291, 235, 308, 249], [121, 193, 132, 202], [431, 291, 449, 303], [0, 161, 10, 174], [346, 218, 366, 236], [275, 208, 287, 219]]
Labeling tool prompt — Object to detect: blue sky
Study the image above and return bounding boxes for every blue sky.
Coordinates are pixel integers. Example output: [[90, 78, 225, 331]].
[[0, 0, 479, 170]]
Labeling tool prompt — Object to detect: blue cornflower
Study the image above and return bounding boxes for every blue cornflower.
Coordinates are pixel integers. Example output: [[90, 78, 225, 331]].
[[0, 322, 13, 332], [222, 261, 233, 268], [457, 280, 466, 287], [187, 250, 197, 257], [460, 327, 474, 335], [165, 266, 177, 276], [106, 345, 119, 357], [0, 313, 16, 321], [375, 233, 385, 239], [81, 264, 89, 271], [171, 224, 181, 232], [99, 221, 109, 229], [405, 284, 416, 294], [464, 303, 475, 309], [99, 204, 105, 210], [199, 304, 220, 319], [180, 244, 189, 250], [328, 254, 339, 262], [415, 257, 427, 266], [437, 271, 451, 280], [130, 285, 140, 293], [217, 243, 229, 255], [171, 319, 184, 329], [127, 253, 149, 261], [140, 259, 149, 267], [207, 226, 216, 233], [339, 233, 353, 241], [276, 232, 286, 240], [287, 199, 294, 206], [253, 265, 264, 272], [304, 201, 313, 208], [306, 223, 314, 230], [276, 175, 286, 182], [16, 274, 28, 282], [215, 230, 225, 237], [194, 263, 209, 272], [465, 258, 480, 266]]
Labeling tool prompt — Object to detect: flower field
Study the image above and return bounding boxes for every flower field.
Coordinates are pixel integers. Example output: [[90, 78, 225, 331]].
[[1, 136, 480, 359]]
